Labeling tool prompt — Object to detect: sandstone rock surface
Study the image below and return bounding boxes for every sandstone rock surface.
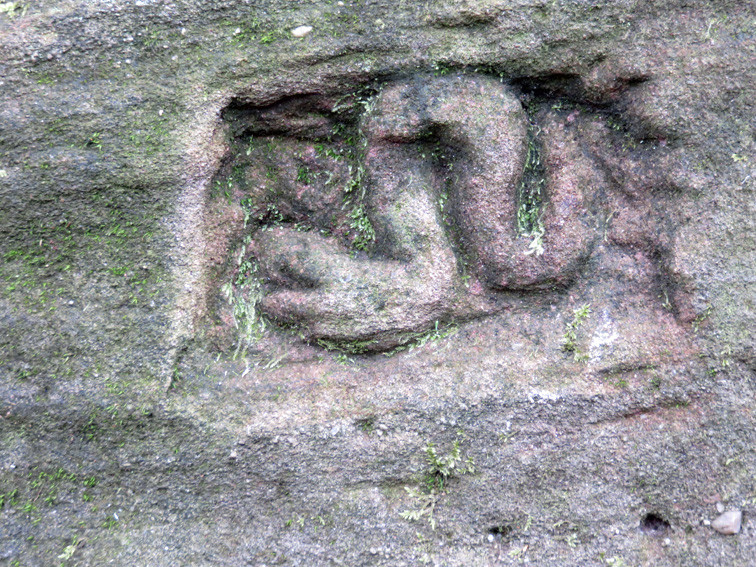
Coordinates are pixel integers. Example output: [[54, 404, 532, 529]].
[[0, 1, 754, 565]]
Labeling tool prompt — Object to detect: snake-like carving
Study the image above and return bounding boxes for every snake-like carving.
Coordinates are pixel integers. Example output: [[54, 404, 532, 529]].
[[252, 74, 598, 349]]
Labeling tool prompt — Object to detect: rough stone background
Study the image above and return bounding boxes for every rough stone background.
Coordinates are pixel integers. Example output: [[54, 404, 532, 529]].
[[0, 0, 754, 565]]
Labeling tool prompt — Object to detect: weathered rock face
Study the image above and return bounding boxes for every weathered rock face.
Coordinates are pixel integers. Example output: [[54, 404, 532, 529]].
[[0, 1, 754, 565]]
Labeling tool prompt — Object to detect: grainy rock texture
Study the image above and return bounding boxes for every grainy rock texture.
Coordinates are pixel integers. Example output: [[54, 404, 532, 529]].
[[0, 1, 754, 565]]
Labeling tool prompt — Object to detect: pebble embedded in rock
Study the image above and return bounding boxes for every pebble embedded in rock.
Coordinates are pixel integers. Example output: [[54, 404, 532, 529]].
[[291, 25, 313, 38], [711, 510, 741, 535]]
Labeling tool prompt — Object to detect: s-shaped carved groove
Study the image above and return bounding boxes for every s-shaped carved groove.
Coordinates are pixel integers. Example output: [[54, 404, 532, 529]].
[[254, 74, 597, 349], [371, 74, 597, 289]]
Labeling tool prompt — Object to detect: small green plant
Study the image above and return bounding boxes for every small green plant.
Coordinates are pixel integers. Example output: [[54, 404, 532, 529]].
[[36, 73, 55, 85], [222, 253, 267, 356], [0, 2, 26, 18], [422, 440, 475, 490], [517, 122, 546, 256], [349, 204, 375, 251], [573, 352, 590, 363], [284, 514, 306, 529], [517, 127, 544, 231], [102, 515, 119, 529], [561, 304, 591, 362], [0, 489, 18, 508], [509, 545, 528, 559], [84, 411, 99, 441], [357, 417, 375, 433], [400, 439, 475, 529], [58, 535, 80, 561], [659, 290, 673, 311], [432, 61, 451, 76], [649, 374, 662, 390], [383, 321, 458, 356], [605, 116, 625, 132], [296, 164, 311, 185], [86, 132, 103, 152], [315, 336, 376, 355], [692, 304, 713, 333], [703, 15, 727, 41], [343, 162, 365, 198], [334, 353, 353, 365], [259, 28, 284, 44], [718, 346, 733, 371], [256, 203, 285, 229]]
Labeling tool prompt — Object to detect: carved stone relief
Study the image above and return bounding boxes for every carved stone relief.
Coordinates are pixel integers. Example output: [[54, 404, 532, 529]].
[[206, 72, 693, 356]]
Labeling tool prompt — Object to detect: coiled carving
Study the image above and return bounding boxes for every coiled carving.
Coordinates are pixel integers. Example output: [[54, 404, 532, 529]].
[[245, 74, 598, 349]]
